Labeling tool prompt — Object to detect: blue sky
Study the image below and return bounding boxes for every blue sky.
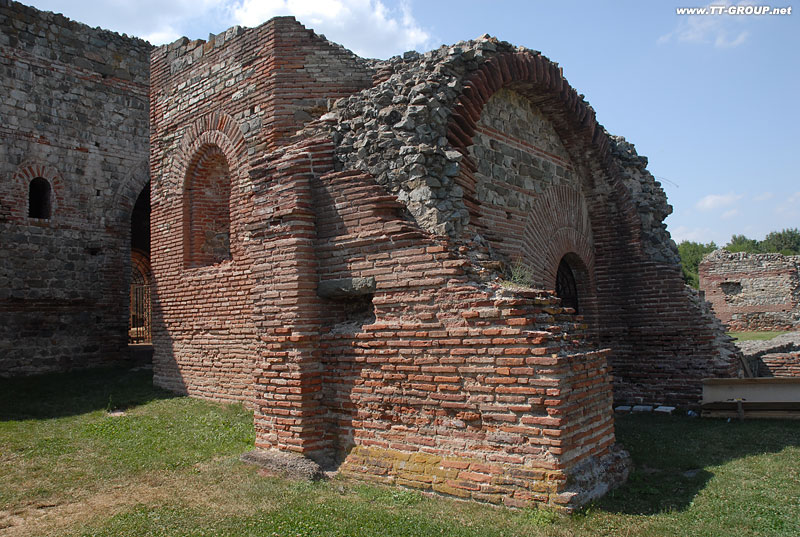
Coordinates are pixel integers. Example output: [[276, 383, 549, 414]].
[[26, 0, 798, 246]]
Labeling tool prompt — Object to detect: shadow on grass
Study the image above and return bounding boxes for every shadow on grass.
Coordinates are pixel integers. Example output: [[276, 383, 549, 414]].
[[592, 413, 800, 516], [0, 366, 177, 421]]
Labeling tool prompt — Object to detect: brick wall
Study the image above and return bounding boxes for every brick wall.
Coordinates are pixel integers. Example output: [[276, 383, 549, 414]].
[[699, 250, 800, 331], [0, 0, 151, 375], [444, 51, 738, 407], [149, 17, 374, 403], [239, 137, 629, 510], [463, 88, 598, 325], [758, 352, 800, 377]]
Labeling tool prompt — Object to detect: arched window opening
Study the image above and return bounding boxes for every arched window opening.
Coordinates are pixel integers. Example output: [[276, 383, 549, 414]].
[[28, 177, 51, 219], [184, 144, 232, 268], [556, 256, 579, 313]]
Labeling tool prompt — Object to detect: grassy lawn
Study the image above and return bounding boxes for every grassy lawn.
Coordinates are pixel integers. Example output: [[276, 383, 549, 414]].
[[728, 331, 791, 342], [1, 369, 798, 537]]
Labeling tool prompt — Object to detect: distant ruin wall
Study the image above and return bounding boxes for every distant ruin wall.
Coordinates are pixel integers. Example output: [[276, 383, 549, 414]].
[[699, 250, 800, 331], [0, 0, 151, 375], [758, 352, 800, 377]]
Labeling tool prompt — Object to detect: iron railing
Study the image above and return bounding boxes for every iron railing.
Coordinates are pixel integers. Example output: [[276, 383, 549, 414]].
[[129, 268, 152, 344]]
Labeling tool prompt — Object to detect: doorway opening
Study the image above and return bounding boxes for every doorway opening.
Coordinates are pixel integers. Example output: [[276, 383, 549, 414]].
[[129, 183, 151, 345]]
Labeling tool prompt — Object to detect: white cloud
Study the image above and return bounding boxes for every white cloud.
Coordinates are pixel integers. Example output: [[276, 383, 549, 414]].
[[659, 0, 753, 49], [775, 192, 800, 216], [695, 192, 743, 210], [754, 191, 774, 202], [670, 225, 719, 244], [28, 0, 432, 56], [722, 209, 740, 219], [229, 0, 432, 58], [141, 29, 183, 45], [29, 0, 224, 44]]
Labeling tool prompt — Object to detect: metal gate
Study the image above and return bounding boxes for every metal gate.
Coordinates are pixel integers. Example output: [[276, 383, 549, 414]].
[[129, 266, 152, 344]]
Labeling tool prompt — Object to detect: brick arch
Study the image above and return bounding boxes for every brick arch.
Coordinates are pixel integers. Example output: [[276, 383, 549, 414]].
[[173, 111, 247, 189], [172, 113, 248, 268], [447, 51, 610, 175], [12, 162, 64, 220], [521, 184, 597, 326], [446, 51, 641, 245], [110, 160, 150, 226], [131, 248, 152, 279], [182, 143, 234, 267]]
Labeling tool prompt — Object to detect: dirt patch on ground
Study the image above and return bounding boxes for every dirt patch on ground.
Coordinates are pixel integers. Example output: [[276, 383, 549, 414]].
[[0, 478, 171, 537], [0, 459, 276, 537]]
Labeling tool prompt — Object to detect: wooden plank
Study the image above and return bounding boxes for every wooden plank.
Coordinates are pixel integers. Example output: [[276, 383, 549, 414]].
[[703, 378, 800, 405], [701, 402, 800, 411], [701, 410, 800, 420], [703, 377, 800, 385]]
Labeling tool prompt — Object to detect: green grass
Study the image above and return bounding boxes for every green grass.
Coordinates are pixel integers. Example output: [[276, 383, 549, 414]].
[[728, 331, 791, 341], [1, 368, 799, 537]]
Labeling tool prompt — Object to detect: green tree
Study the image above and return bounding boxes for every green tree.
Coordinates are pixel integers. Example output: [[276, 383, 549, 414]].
[[677, 240, 717, 288], [759, 228, 800, 255], [725, 234, 759, 253]]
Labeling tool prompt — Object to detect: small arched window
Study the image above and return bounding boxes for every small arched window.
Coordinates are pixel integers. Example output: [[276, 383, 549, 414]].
[[556, 256, 579, 313], [28, 177, 52, 219]]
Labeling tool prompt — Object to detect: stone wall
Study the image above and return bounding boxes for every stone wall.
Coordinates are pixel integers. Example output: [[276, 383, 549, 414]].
[[0, 0, 151, 375], [149, 16, 374, 403], [312, 37, 739, 407], [699, 250, 800, 331]]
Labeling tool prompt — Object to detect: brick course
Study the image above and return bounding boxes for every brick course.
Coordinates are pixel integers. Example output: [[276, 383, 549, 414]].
[[758, 352, 800, 377], [235, 138, 629, 509]]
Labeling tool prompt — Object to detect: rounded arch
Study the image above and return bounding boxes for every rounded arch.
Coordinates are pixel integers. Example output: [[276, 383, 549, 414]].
[[447, 51, 611, 175], [446, 50, 642, 250], [520, 184, 597, 328], [173, 113, 248, 269], [28, 177, 52, 219], [13, 162, 63, 220], [555, 252, 592, 316], [110, 160, 150, 226], [521, 185, 595, 287], [182, 143, 234, 267], [130, 248, 152, 344], [172, 111, 247, 191]]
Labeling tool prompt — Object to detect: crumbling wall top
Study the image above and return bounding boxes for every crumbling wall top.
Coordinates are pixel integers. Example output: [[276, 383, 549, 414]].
[[157, 16, 374, 81], [0, 0, 152, 85], [297, 34, 677, 258]]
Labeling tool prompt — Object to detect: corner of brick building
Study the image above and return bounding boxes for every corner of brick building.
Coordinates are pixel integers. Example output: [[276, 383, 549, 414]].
[[148, 17, 375, 402]]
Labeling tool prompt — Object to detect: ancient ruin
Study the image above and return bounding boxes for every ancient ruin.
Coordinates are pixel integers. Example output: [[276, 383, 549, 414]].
[[0, 0, 151, 374], [2, 0, 744, 509], [700, 249, 800, 332]]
